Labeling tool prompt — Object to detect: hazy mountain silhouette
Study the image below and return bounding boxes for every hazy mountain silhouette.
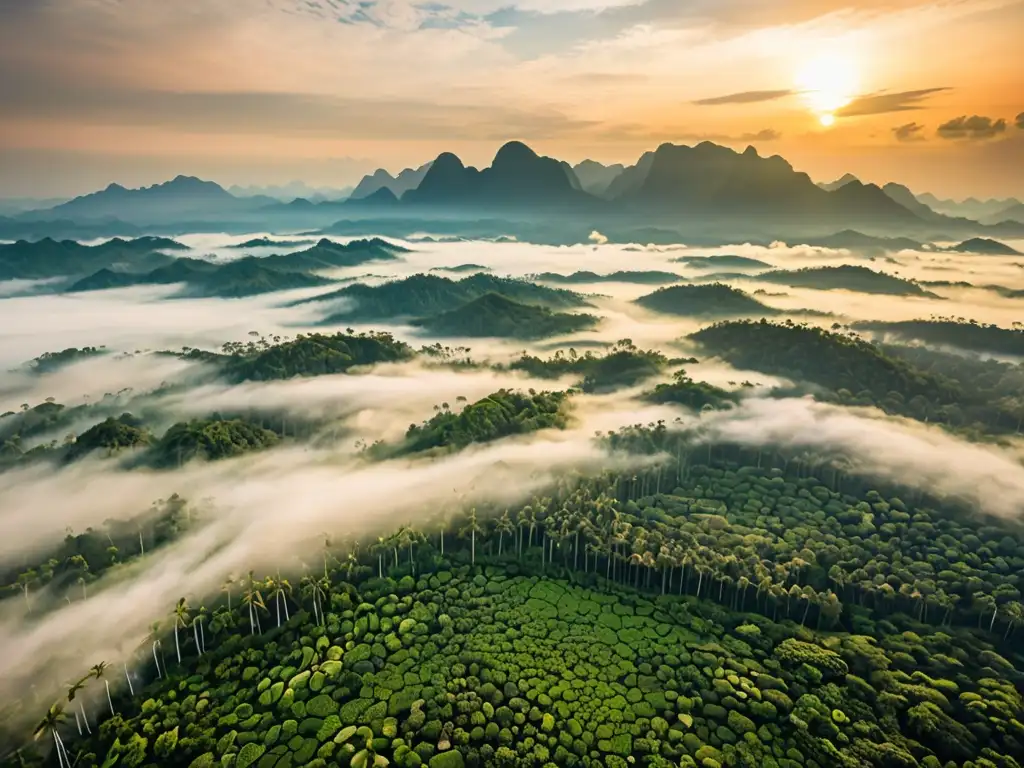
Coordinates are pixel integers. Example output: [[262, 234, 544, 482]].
[[946, 237, 1020, 255], [818, 173, 859, 192], [0, 236, 185, 280], [610, 143, 920, 224], [880, 183, 943, 222], [345, 187, 400, 207], [36, 176, 271, 222], [573, 160, 625, 196], [915, 193, 1022, 220], [349, 162, 433, 200], [403, 141, 594, 208], [602, 151, 656, 200], [981, 202, 1024, 225]]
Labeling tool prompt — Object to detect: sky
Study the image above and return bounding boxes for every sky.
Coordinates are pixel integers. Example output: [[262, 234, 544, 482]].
[[1, 0, 1023, 199]]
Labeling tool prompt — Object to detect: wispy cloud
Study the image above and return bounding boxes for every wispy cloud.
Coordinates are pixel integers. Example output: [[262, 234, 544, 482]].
[[692, 89, 794, 106], [892, 121, 926, 142], [836, 87, 949, 117], [937, 114, 1008, 140]]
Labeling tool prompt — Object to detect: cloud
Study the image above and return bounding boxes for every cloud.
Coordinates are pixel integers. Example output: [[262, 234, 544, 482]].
[[892, 122, 926, 142], [1016, 112, 1024, 129], [593, 123, 780, 144], [937, 114, 1008, 140], [692, 397, 1024, 519], [835, 87, 949, 118], [692, 89, 793, 106], [588, 230, 609, 245]]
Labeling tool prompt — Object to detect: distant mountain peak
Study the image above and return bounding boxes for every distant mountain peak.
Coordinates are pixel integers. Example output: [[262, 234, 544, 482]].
[[493, 140, 540, 167]]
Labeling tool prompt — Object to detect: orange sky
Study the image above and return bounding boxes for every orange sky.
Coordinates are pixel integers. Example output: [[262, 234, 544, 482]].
[[1, 0, 1022, 198]]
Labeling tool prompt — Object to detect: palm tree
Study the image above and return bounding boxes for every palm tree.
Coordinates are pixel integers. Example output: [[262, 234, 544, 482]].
[[495, 510, 515, 557], [90, 662, 114, 717], [192, 605, 208, 655], [34, 704, 70, 768], [146, 622, 163, 679], [172, 598, 190, 663], [66, 679, 89, 736], [242, 572, 267, 635], [460, 508, 483, 565], [370, 536, 388, 578], [300, 574, 325, 627]]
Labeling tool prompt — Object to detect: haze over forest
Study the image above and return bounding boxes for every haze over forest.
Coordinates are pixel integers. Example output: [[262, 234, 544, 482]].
[[1, 3, 1024, 768]]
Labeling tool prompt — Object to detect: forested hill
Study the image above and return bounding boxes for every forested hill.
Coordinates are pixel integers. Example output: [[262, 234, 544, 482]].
[[853, 319, 1024, 357], [690, 320, 1023, 433], [754, 265, 937, 297], [378, 388, 570, 457], [214, 331, 415, 382], [301, 273, 588, 323], [412, 293, 599, 339], [635, 283, 779, 317], [530, 270, 684, 285]]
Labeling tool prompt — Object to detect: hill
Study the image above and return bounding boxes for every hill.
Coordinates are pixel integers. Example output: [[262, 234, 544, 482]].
[[881, 182, 945, 222], [817, 172, 859, 191], [531, 270, 683, 285], [64, 414, 152, 462], [257, 238, 407, 272], [227, 237, 314, 249], [412, 292, 599, 339], [946, 237, 1020, 255], [572, 159, 625, 195], [218, 331, 414, 382], [611, 142, 921, 224], [429, 264, 492, 274], [688, 319, 1021, 432], [145, 418, 280, 467], [635, 283, 779, 317], [306, 273, 587, 323], [403, 141, 594, 208], [671, 254, 771, 270], [0, 236, 183, 280], [982, 201, 1024, 224], [70, 257, 334, 297], [793, 229, 925, 252], [37, 175, 267, 222], [26, 346, 108, 374], [853, 319, 1024, 357], [755, 265, 937, 296], [349, 162, 432, 200]]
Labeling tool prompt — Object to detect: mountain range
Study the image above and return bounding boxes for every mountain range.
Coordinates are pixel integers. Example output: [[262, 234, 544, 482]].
[[12, 141, 1024, 239]]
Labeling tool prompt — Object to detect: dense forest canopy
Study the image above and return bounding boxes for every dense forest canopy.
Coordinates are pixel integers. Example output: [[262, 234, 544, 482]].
[[4, 229, 1024, 768], [754, 266, 937, 297], [853, 319, 1024, 357], [634, 284, 779, 318], [412, 294, 600, 340]]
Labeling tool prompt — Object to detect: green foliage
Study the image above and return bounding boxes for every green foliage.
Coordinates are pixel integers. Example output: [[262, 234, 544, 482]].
[[756, 265, 937, 296], [412, 292, 599, 340], [146, 419, 280, 467], [387, 389, 569, 456], [220, 331, 413, 382], [635, 283, 779, 317]]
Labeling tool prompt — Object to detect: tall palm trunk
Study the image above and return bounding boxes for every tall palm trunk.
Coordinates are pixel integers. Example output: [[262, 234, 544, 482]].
[[174, 623, 182, 663], [80, 702, 91, 734], [105, 680, 114, 716], [124, 663, 135, 696]]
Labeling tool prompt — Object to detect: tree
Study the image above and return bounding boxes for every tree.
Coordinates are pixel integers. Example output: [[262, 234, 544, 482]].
[[242, 572, 267, 635], [66, 678, 90, 737], [495, 510, 515, 557], [34, 704, 70, 768], [172, 598, 190, 663], [460, 507, 483, 565], [90, 662, 114, 717]]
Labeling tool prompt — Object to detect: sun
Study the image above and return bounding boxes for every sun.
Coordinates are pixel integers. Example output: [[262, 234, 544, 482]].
[[796, 52, 858, 127]]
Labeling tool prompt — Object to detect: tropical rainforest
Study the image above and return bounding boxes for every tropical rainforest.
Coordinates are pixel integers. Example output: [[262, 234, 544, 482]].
[[1, 231, 1023, 768]]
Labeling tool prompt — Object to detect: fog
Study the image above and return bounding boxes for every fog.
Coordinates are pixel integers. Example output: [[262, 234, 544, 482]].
[[0, 396, 668, 706], [2, 233, 1023, 723], [692, 396, 1024, 519]]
